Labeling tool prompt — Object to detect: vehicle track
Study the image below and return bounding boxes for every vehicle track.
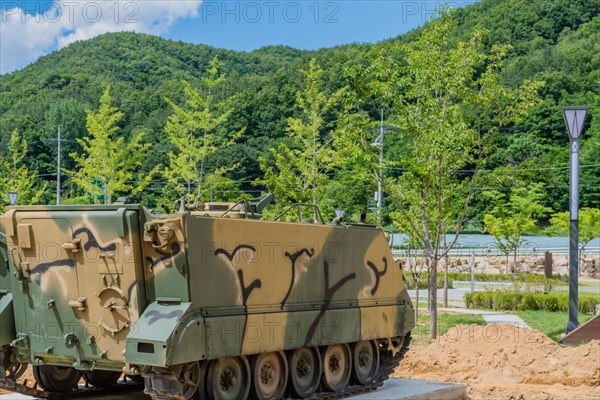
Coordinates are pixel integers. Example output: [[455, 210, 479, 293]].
[[0, 333, 411, 400]]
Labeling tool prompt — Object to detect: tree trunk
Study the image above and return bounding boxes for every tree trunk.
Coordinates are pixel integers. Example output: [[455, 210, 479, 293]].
[[429, 258, 438, 339], [427, 267, 431, 311], [414, 274, 420, 322], [443, 258, 449, 308], [443, 235, 448, 308]]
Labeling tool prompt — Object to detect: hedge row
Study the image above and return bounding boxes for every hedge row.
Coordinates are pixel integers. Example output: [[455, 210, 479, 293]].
[[403, 275, 454, 290], [402, 271, 568, 284], [450, 272, 569, 283], [464, 290, 600, 313]]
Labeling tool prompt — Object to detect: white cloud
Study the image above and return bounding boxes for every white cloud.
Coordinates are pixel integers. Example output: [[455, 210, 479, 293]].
[[0, 1, 203, 74]]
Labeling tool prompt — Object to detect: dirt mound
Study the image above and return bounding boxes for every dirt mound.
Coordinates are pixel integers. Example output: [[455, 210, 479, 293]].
[[394, 324, 600, 400]]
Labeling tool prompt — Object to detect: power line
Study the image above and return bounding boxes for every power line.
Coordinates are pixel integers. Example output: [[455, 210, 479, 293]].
[[383, 164, 600, 173]]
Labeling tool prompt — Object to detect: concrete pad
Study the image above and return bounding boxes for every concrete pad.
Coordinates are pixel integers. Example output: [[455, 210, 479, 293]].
[[482, 313, 529, 328], [1, 379, 467, 400], [0, 386, 147, 400], [353, 379, 467, 400]]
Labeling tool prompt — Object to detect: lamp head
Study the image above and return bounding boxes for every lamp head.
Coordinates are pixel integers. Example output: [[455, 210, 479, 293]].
[[8, 192, 17, 206], [563, 106, 588, 140]]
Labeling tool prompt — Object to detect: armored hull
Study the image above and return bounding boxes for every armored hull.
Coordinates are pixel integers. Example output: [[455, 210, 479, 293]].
[[0, 203, 414, 399]]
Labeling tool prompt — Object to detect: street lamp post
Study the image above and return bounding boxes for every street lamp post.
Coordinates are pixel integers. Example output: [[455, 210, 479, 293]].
[[562, 106, 587, 334]]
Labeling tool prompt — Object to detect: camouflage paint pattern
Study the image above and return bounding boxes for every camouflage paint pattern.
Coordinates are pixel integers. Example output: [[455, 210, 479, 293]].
[[0, 203, 414, 375], [0, 220, 15, 347]]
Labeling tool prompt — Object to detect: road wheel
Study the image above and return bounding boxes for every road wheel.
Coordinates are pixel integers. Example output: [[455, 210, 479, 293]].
[[179, 361, 203, 400], [351, 340, 379, 385], [207, 356, 251, 400], [84, 370, 122, 388], [287, 347, 321, 398], [196, 361, 210, 400], [321, 344, 351, 392], [33, 365, 81, 393], [250, 352, 287, 399]]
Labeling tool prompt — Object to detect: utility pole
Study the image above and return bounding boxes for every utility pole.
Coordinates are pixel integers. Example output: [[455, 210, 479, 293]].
[[376, 110, 384, 226], [371, 110, 385, 226], [45, 125, 71, 205], [370, 110, 397, 225], [57, 126, 62, 205]]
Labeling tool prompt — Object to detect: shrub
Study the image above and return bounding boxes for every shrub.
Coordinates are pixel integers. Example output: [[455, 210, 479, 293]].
[[402, 273, 453, 289], [519, 292, 538, 311], [449, 272, 567, 283], [464, 290, 600, 313], [537, 295, 559, 312], [579, 296, 599, 313]]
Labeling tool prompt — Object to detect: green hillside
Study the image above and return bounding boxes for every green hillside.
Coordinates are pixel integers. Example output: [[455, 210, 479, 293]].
[[0, 0, 598, 222]]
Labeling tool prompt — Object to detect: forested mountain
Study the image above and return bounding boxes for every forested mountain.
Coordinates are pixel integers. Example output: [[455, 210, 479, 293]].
[[0, 0, 598, 225]]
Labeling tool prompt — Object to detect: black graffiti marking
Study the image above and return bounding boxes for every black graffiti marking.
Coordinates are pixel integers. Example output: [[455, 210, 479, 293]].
[[125, 281, 138, 307], [215, 245, 261, 306], [304, 261, 356, 346], [30, 259, 76, 285], [26, 227, 114, 285], [73, 227, 117, 252], [146, 242, 182, 271], [146, 310, 184, 325], [214, 244, 256, 262], [237, 270, 262, 306], [366, 257, 388, 295], [281, 248, 315, 309]]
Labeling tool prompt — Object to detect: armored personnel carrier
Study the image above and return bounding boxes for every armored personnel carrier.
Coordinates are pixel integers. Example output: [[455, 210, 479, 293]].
[[0, 196, 414, 400]]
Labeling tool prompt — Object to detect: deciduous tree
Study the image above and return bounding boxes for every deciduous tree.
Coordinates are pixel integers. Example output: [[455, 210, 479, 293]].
[[484, 184, 552, 273], [257, 59, 344, 219], [343, 10, 542, 338], [163, 57, 242, 203], [70, 87, 156, 204], [0, 129, 46, 210], [549, 208, 600, 272]]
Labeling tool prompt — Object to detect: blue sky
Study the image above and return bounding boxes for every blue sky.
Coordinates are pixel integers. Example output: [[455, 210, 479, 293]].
[[165, 1, 477, 50], [0, 1, 477, 74]]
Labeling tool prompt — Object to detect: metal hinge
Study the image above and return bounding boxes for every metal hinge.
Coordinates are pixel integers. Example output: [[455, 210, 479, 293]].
[[62, 239, 81, 253], [68, 297, 88, 311]]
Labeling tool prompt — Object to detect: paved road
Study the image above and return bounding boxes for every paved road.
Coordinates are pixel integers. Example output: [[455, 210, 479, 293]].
[[408, 288, 469, 307]]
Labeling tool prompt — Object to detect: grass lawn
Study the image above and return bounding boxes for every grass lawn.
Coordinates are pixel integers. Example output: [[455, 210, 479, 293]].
[[411, 312, 486, 344], [516, 311, 594, 341], [553, 280, 600, 294]]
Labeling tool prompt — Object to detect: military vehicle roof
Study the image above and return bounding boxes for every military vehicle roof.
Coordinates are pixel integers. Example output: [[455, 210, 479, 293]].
[[6, 205, 146, 211]]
